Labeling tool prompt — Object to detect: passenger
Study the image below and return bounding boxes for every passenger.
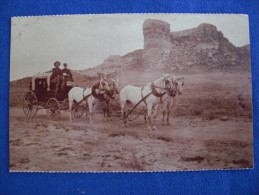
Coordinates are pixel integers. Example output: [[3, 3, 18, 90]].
[[50, 61, 62, 96], [61, 63, 74, 82]]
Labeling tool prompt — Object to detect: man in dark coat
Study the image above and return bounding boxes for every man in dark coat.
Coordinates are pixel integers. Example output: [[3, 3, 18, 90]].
[[61, 63, 74, 82], [50, 61, 62, 96]]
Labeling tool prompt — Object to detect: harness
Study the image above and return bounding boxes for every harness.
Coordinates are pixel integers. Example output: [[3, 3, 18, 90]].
[[72, 80, 116, 111], [105, 89, 116, 99], [122, 78, 173, 120], [151, 82, 166, 97], [168, 82, 178, 97], [91, 82, 100, 98], [71, 88, 92, 111], [123, 90, 153, 120], [151, 82, 167, 103]]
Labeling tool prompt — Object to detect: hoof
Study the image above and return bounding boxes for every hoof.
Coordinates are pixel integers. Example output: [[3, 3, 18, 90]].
[[166, 122, 171, 125]]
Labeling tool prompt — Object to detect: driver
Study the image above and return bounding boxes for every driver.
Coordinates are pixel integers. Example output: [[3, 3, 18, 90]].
[[50, 61, 62, 96]]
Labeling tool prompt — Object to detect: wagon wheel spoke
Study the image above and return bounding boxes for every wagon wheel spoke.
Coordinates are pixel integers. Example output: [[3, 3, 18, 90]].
[[24, 107, 30, 116], [23, 91, 38, 118], [74, 105, 85, 118], [46, 98, 61, 120]]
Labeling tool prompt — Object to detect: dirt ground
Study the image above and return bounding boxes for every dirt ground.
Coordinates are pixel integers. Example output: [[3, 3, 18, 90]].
[[9, 107, 253, 172], [9, 72, 253, 172]]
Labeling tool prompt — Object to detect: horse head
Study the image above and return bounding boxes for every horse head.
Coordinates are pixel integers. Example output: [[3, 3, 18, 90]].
[[177, 77, 184, 95], [152, 74, 170, 92], [173, 77, 184, 95], [163, 75, 184, 96], [164, 75, 176, 96], [111, 78, 120, 94], [100, 77, 110, 92], [104, 78, 119, 99]]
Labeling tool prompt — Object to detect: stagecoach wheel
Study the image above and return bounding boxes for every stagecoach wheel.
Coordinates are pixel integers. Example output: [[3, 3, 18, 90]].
[[73, 105, 85, 118], [23, 91, 38, 118], [46, 98, 61, 120]]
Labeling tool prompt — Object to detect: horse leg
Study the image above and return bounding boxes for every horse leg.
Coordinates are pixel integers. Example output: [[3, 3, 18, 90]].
[[69, 98, 73, 122], [70, 109, 73, 122], [166, 110, 171, 125], [103, 103, 106, 122], [121, 101, 130, 127], [125, 104, 130, 127], [144, 111, 147, 123], [152, 105, 159, 130], [167, 99, 176, 125], [88, 101, 93, 124], [107, 101, 112, 122], [162, 111, 165, 124], [85, 103, 88, 119], [146, 104, 153, 131], [121, 101, 126, 127]]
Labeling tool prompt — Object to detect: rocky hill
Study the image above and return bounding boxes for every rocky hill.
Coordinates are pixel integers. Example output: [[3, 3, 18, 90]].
[[80, 19, 250, 77], [11, 19, 251, 87]]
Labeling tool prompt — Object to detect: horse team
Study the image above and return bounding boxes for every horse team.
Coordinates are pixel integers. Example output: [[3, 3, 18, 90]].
[[68, 73, 184, 130]]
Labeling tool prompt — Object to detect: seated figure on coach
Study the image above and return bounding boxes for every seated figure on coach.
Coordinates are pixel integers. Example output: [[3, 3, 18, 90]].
[[50, 61, 62, 97], [61, 63, 74, 82]]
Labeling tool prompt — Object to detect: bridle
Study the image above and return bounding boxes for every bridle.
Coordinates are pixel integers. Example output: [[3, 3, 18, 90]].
[[102, 80, 119, 100], [151, 77, 172, 97]]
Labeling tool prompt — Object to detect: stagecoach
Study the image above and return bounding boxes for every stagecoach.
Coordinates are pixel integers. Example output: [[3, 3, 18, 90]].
[[22, 76, 85, 120], [23, 73, 183, 126]]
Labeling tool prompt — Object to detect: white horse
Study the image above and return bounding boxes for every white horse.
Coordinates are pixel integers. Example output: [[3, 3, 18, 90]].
[[68, 87, 94, 122], [68, 78, 110, 122], [161, 77, 184, 125], [119, 74, 172, 130]]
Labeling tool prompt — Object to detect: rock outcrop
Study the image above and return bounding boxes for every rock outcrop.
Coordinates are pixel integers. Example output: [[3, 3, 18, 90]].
[[143, 20, 250, 72], [82, 19, 250, 76], [143, 19, 171, 50]]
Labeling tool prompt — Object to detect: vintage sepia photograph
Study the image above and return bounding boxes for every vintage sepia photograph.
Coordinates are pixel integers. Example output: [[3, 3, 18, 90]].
[[9, 14, 253, 172]]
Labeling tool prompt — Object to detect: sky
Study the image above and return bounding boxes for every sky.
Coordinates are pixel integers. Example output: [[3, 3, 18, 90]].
[[10, 14, 250, 81]]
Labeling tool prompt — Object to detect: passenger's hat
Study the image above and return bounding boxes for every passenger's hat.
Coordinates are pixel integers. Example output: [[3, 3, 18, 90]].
[[54, 61, 61, 67]]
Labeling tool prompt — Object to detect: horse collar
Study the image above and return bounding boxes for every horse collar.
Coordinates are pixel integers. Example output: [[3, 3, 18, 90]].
[[151, 82, 165, 97]]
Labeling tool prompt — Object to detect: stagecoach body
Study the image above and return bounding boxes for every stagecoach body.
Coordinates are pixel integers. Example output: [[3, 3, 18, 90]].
[[23, 77, 84, 120]]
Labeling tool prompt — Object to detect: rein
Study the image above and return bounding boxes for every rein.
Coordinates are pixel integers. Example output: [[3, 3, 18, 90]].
[[122, 91, 153, 120], [91, 81, 104, 99], [83, 88, 87, 98], [151, 82, 167, 97], [71, 88, 92, 111]]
